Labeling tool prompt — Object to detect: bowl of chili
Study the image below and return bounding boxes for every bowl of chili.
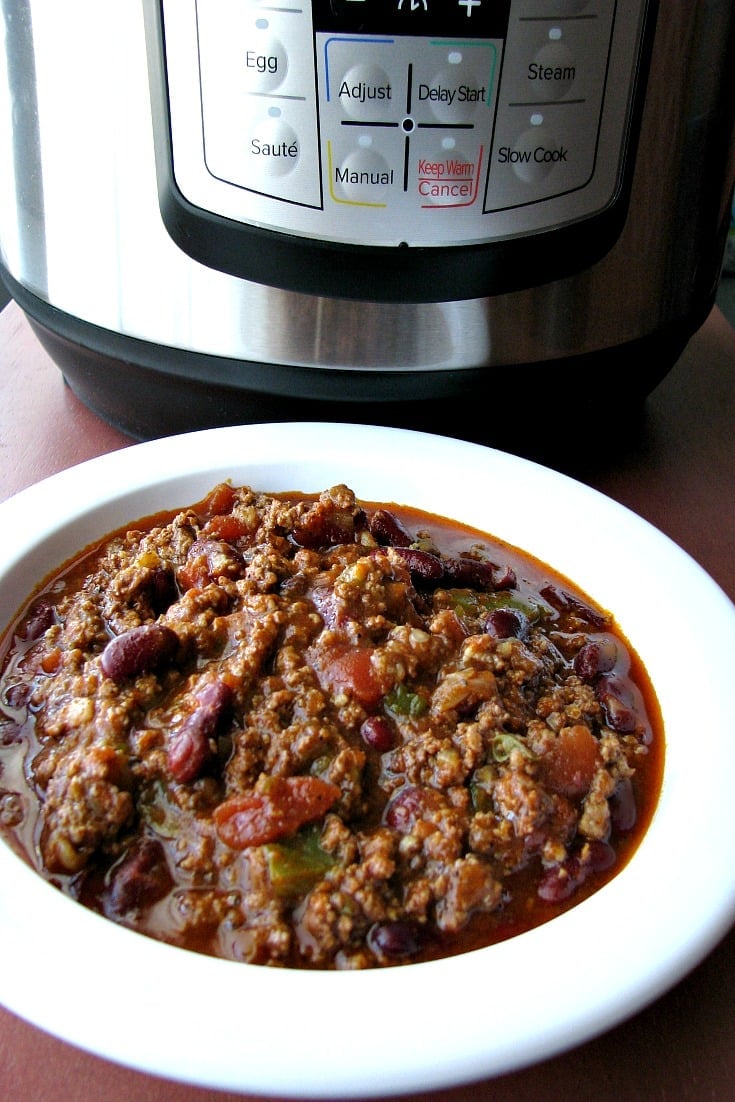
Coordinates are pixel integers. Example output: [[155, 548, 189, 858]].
[[0, 422, 734, 1097]]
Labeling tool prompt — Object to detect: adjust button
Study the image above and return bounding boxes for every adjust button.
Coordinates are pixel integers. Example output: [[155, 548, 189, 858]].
[[335, 62, 395, 121]]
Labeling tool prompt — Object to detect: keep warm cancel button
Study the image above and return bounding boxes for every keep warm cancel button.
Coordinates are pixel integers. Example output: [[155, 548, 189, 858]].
[[417, 151, 483, 207]]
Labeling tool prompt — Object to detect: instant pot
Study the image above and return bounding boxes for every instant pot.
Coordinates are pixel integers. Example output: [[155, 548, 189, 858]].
[[1, 1, 734, 443]]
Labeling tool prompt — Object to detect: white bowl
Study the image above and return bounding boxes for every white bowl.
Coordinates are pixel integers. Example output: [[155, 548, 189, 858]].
[[1, 422, 734, 1098]]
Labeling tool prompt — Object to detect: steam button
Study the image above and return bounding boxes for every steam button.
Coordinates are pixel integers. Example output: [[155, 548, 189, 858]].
[[527, 41, 576, 101]]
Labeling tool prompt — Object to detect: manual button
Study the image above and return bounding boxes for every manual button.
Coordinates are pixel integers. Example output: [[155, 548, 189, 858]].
[[331, 145, 395, 205]]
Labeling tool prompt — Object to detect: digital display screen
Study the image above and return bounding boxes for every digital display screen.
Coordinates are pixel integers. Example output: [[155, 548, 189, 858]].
[[313, 0, 512, 39]]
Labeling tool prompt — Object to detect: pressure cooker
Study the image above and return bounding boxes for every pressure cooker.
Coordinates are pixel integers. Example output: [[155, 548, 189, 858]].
[[1, 1, 734, 445]]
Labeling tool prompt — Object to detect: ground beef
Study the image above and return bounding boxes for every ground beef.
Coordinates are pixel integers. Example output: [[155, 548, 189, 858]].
[[0, 483, 662, 968]]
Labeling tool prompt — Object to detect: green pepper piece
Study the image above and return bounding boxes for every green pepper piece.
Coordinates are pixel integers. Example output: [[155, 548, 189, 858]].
[[263, 825, 335, 898], [481, 591, 544, 622], [490, 732, 535, 763], [384, 682, 429, 719]]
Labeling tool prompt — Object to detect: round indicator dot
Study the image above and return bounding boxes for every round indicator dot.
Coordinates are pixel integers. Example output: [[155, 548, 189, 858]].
[[448, 51, 463, 65], [402, 116, 415, 133]]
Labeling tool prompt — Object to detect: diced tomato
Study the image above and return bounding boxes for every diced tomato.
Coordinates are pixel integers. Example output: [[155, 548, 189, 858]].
[[200, 482, 237, 518], [201, 514, 249, 541], [316, 647, 384, 709], [214, 776, 341, 849], [541, 725, 601, 797]]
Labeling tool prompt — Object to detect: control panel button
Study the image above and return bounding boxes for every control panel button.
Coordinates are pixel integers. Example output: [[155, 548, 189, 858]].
[[248, 115, 300, 178], [332, 144, 395, 204], [243, 35, 289, 94], [337, 63, 395, 121], [527, 40, 576, 101], [417, 58, 489, 125]]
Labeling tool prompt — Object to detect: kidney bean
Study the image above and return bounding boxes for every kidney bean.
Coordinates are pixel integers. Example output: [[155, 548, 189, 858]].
[[368, 509, 414, 548], [587, 840, 616, 872], [107, 838, 173, 915], [539, 584, 608, 629], [368, 920, 421, 960], [596, 673, 638, 733], [293, 511, 358, 549], [390, 546, 444, 586], [179, 538, 244, 590], [538, 840, 616, 903], [0, 718, 23, 746], [167, 679, 234, 784], [384, 784, 443, 832], [360, 715, 397, 753], [100, 623, 178, 682], [490, 564, 517, 591], [485, 608, 529, 639], [148, 566, 178, 615], [4, 682, 32, 710], [573, 637, 618, 682], [443, 557, 516, 592], [442, 556, 494, 589], [610, 776, 637, 833], [538, 856, 583, 902], [20, 598, 55, 641]]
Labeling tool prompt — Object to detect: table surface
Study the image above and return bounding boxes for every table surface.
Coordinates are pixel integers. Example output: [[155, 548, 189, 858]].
[[1, 298, 734, 1102]]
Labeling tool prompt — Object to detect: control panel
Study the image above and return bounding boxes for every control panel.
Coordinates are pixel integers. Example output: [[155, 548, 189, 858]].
[[148, 0, 653, 297]]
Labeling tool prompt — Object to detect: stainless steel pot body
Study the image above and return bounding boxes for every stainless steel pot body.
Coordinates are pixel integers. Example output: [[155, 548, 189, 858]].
[[1, 1, 734, 439]]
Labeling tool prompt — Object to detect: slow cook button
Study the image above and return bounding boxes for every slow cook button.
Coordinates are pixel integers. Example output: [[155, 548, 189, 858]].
[[247, 116, 300, 177], [498, 124, 566, 184]]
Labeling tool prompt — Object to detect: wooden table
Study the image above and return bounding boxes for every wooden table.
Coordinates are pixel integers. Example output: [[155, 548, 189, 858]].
[[1, 299, 734, 1101]]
